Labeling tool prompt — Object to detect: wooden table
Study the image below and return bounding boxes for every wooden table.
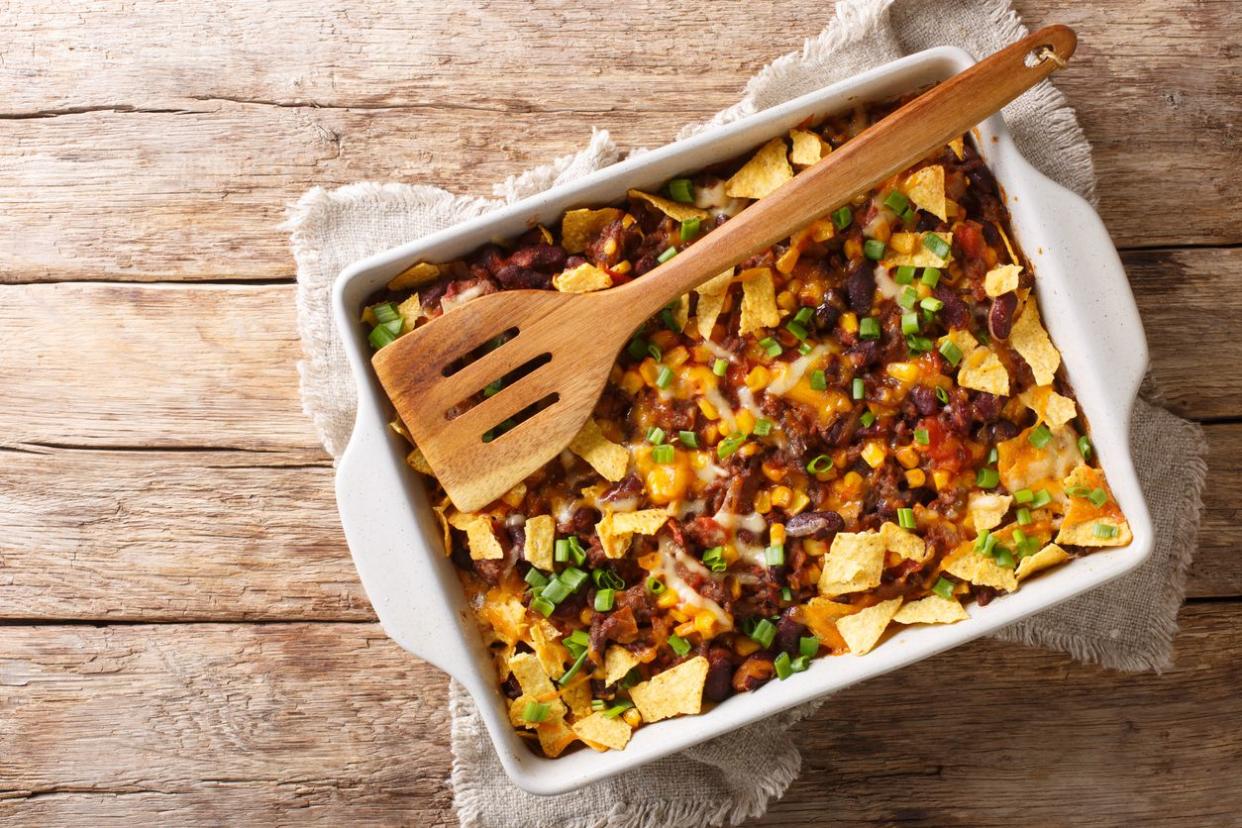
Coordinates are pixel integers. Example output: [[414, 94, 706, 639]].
[[1, 2, 1238, 824]]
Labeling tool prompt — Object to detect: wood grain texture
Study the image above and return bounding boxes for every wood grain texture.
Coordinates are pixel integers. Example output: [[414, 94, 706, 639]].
[[0, 421, 1237, 622], [0, 604, 1237, 827], [0, 0, 1237, 283]]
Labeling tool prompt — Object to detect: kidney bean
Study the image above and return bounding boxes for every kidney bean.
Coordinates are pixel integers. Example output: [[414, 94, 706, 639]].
[[494, 264, 551, 289], [933, 284, 971, 329], [845, 261, 876, 314], [989, 291, 1018, 340], [784, 511, 845, 538], [990, 419, 1020, 443], [704, 648, 737, 702], [507, 244, 567, 272], [775, 608, 808, 655], [971, 392, 1004, 424], [909, 384, 939, 416]]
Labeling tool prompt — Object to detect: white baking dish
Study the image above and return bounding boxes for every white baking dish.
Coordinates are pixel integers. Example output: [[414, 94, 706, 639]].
[[331, 45, 1153, 795]]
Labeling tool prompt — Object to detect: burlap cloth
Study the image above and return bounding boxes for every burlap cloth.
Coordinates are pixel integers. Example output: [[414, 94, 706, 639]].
[[286, 0, 1209, 824]]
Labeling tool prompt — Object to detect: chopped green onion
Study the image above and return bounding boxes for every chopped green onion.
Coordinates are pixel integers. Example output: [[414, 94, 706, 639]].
[[764, 544, 785, 567], [678, 430, 698, 448], [975, 530, 998, 557], [657, 246, 678, 264], [1078, 435, 1093, 460], [994, 546, 1015, 568], [859, 317, 881, 340], [932, 577, 956, 600], [667, 178, 694, 203], [1088, 487, 1109, 507], [646, 576, 666, 595], [897, 507, 916, 530], [786, 320, 809, 341], [601, 700, 634, 719], [627, 337, 648, 360], [895, 265, 916, 285], [558, 649, 590, 686], [652, 444, 675, 464], [1014, 488, 1034, 504], [560, 566, 588, 591], [810, 369, 828, 391], [647, 426, 666, 445], [592, 699, 606, 712], [668, 634, 692, 656], [883, 191, 909, 213], [368, 325, 399, 349], [593, 568, 624, 590], [773, 651, 793, 680], [852, 377, 865, 400], [647, 342, 663, 361], [1030, 489, 1053, 509], [702, 546, 727, 572], [522, 701, 550, 723], [939, 340, 963, 367], [920, 267, 941, 287], [922, 232, 951, 258], [914, 427, 930, 445], [976, 329, 990, 346], [680, 217, 702, 241], [900, 206, 917, 223], [655, 365, 673, 389], [901, 312, 920, 335], [791, 654, 811, 672], [373, 303, 400, 325], [798, 341, 813, 355], [935, 386, 950, 404], [660, 304, 680, 331], [920, 296, 944, 313], [860, 409, 876, 428], [1094, 523, 1119, 539], [976, 467, 1000, 488], [531, 596, 555, 617], [749, 618, 777, 649], [780, 586, 793, 602], [799, 635, 821, 658], [863, 239, 887, 260], [564, 629, 590, 656], [717, 432, 746, 459], [554, 539, 570, 563], [794, 306, 815, 325], [525, 568, 549, 589], [898, 286, 918, 309], [1028, 425, 1052, 448], [986, 447, 999, 465], [712, 358, 728, 377], [753, 418, 774, 436], [1016, 507, 1033, 526], [806, 454, 833, 474], [906, 335, 934, 353], [758, 336, 782, 357], [832, 206, 852, 230]]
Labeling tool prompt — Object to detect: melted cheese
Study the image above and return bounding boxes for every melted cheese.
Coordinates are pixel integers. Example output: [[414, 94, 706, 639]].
[[656, 536, 732, 629], [703, 386, 738, 432], [766, 345, 827, 396], [710, 508, 767, 534], [440, 282, 487, 313], [875, 264, 899, 300]]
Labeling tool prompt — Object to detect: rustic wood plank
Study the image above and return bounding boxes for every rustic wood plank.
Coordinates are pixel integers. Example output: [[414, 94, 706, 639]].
[[0, 418, 1235, 620], [0, 0, 1236, 283], [0, 604, 1236, 826], [0, 248, 1234, 456]]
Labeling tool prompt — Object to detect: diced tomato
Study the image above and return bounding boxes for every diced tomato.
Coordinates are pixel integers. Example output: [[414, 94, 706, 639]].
[[921, 417, 969, 471], [954, 220, 986, 261]]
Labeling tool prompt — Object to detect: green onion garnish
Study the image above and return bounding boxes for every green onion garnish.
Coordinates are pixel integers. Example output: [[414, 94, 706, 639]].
[[986, 447, 998, 465], [852, 377, 865, 400], [898, 286, 918, 309], [860, 410, 876, 428], [646, 576, 666, 595], [791, 655, 811, 672], [368, 325, 399, 349], [863, 239, 887, 260], [935, 386, 950, 404], [932, 577, 955, 600], [780, 586, 793, 602], [1016, 507, 1032, 526], [810, 369, 827, 391], [680, 217, 702, 241], [920, 267, 941, 287], [525, 568, 550, 589], [531, 596, 555, 617], [753, 418, 774, 436], [799, 636, 820, 658], [652, 444, 675, 464], [895, 265, 916, 285], [647, 426, 666, 445], [750, 618, 777, 649], [798, 342, 813, 355], [712, 358, 728, 377], [975, 530, 998, 557], [832, 206, 852, 230], [1028, 425, 1052, 448], [1014, 488, 1034, 504], [786, 320, 809, 341], [939, 340, 963, 367], [1094, 523, 1118, 539], [372, 303, 399, 325], [655, 365, 673, 389], [1030, 489, 1052, 509], [554, 539, 570, 563], [901, 312, 920, 335], [1088, 487, 1109, 507], [859, 317, 880, 340], [1078, 435, 1093, 460], [764, 544, 785, 567], [883, 191, 909, 213], [717, 432, 745, 459], [627, 337, 648, 360], [602, 700, 634, 719], [678, 430, 698, 448], [561, 566, 588, 590], [657, 246, 678, 264], [994, 546, 1015, 568], [920, 297, 944, 313], [906, 335, 933, 353], [593, 568, 624, 590], [565, 629, 590, 656], [976, 467, 1000, 488], [897, 507, 916, 529], [558, 649, 590, 686], [806, 454, 833, 474], [647, 342, 663, 361], [667, 178, 694, 203], [759, 337, 782, 357], [522, 701, 550, 723], [668, 634, 692, 656], [914, 427, 930, 445], [702, 546, 727, 572], [773, 651, 793, 680], [794, 306, 815, 325], [922, 232, 951, 258]]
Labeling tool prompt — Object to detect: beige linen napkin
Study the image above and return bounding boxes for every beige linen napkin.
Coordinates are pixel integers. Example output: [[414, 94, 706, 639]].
[[287, 0, 1208, 823]]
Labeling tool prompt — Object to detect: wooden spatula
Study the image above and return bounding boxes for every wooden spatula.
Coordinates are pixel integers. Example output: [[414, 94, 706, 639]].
[[373, 26, 1076, 512]]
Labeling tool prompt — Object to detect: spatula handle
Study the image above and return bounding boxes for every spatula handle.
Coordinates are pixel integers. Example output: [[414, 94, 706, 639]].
[[612, 25, 1076, 321]]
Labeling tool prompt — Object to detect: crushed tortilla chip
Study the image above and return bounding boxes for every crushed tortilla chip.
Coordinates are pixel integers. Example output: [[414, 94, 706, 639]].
[[510, 651, 558, 698], [670, 293, 690, 332], [1016, 543, 1071, 580], [818, 530, 886, 597], [894, 595, 969, 625], [694, 268, 735, 339], [561, 678, 594, 719], [984, 264, 1022, 297], [627, 189, 709, 222], [879, 521, 928, 562], [396, 293, 423, 331], [725, 138, 794, 199], [432, 497, 453, 556], [604, 646, 640, 686], [881, 232, 953, 269], [569, 418, 629, 482], [448, 512, 505, 560], [903, 165, 947, 221], [948, 136, 965, 159], [629, 656, 708, 723], [529, 619, 568, 678], [836, 598, 902, 655], [738, 267, 780, 335], [789, 129, 829, 166], [968, 492, 1013, 534], [561, 207, 623, 254], [939, 328, 979, 356], [554, 261, 613, 293], [536, 717, 578, 758], [997, 423, 1080, 495], [957, 346, 1010, 396], [405, 447, 433, 475], [943, 543, 1018, 593], [387, 261, 440, 291], [1010, 300, 1061, 386], [509, 694, 565, 729], [1019, 386, 1077, 428], [481, 591, 528, 646], [523, 514, 556, 570], [801, 597, 858, 653], [596, 509, 669, 559], [572, 712, 633, 752], [1056, 465, 1132, 547]]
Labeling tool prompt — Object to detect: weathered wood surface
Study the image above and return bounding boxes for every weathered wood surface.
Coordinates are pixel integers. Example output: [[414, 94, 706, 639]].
[[0, 604, 1237, 827], [0, 0, 1237, 283]]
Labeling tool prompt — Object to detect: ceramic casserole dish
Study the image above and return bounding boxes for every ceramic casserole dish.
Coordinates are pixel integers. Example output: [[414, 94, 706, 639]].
[[331, 45, 1153, 795]]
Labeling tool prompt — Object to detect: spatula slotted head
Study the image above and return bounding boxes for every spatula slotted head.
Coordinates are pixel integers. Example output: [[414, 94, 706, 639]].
[[372, 288, 625, 512]]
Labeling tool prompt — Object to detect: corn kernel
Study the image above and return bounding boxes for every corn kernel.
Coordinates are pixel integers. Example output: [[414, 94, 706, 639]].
[[771, 486, 793, 509], [787, 490, 811, 515], [917, 282, 932, 299], [623, 708, 643, 727], [776, 289, 798, 310], [669, 608, 689, 623], [745, 365, 771, 391], [694, 610, 717, 637], [890, 232, 915, 254], [620, 370, 644, 396], [761, 460, 787, 483], [723, 545, 739, 565], [735, 637, 761, 656], [674, 621, 695, 637], [905, 468, 926, 488], [603, 237, 618, 256], [810, 218, 835, 243], [843, 470, 864, 491], [579, 608, 594, 625], [638, 359, 660, 386], [770, 523, 787, 546], [612, 259, 632, 275], [886, 361, 920, 383], [895, 446, 920, 469], [698, 399, 720, 421], [729, 575, 742, 599], [775, 247, 801, 274], [871, 220, 892, 243], [932, 469, 951, 490], [645, 460, 689, 505], [844, 238, 863, 261], [621, 214, 636, 229], [637, 551, 662, 570], [736, 409, 756, 436], [651, 330, 678, 349], [657, 590, 680, 609], [754, 490, 772, 514], [704, 424, 719, 444], [665, 346, 690, 370], [803, 538, 828, 557], [840, 312, 858, 334], [738, 442, 760, 458], [861, 440, 887, 468]]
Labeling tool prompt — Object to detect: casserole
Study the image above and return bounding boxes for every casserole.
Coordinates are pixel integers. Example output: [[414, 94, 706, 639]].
[[332, 45, 1154, 794]]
